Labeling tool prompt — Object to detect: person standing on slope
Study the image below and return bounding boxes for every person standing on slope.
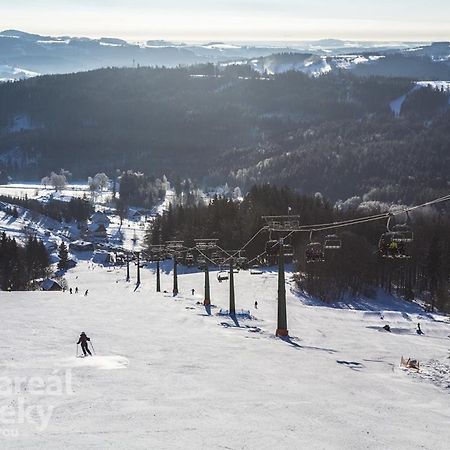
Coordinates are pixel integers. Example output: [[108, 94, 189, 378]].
[[77, 332, 92, 356]]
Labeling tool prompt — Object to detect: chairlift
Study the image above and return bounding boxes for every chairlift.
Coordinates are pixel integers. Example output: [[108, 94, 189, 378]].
[[283, 243, 294, 257], [379, 233, 411, 259], [217, 271, 229, 281], [306, 231, 325, 263], [197, 256, 206, 269], [379, 214, 412, 259], [270, 220, 282, 230], [324, 234, 342, 250], [265, 240, 279, 255], [306, 242, 325, 263], [185, 253, 194, 266], [391, 224, 413, 243], [250, 265, 263, 275], [236, 256, 248, 269]]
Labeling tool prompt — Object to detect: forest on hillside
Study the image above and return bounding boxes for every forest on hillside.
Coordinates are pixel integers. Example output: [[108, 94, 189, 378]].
[[0, 233, 50, 290], [0, 66, 448, 203]]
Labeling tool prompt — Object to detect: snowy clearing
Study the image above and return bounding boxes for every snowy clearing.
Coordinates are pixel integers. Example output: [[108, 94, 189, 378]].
[[0, 184, 179, 253], [0, 183, 111, 204], [390, 81, 450, 116]]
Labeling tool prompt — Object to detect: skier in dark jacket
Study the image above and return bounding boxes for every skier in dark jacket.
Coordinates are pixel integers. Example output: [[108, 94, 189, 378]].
[[77, 332, 92, 356]]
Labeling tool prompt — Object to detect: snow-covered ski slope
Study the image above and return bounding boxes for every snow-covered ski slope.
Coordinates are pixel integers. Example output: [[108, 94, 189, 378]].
[[2, 260, 450, 449]]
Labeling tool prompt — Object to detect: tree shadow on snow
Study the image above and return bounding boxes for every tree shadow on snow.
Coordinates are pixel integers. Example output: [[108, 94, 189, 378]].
[[278, 336, 337, 354], [219, 314, 241, 328], [294, 287, 436, 317], [336, 360, 365, 371]]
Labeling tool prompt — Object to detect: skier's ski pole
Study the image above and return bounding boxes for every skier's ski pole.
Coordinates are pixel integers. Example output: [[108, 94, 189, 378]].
[[90, 341, 96, 355], [76, 343, 79, 357]]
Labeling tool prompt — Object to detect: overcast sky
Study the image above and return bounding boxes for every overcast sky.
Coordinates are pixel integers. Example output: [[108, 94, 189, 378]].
[[1, 0, 450, 42]]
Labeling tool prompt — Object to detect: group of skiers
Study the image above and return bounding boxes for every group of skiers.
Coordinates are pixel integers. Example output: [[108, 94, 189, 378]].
[[67, 287, 89, 296], [383, 322, 423, 334]]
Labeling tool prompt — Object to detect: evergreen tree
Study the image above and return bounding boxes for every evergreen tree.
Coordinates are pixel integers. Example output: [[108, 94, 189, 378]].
[[57, 242, 69, 270]]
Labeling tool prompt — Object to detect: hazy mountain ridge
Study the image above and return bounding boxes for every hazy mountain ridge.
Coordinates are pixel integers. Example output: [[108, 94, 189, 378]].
[[1, 29, 447, 81], [229, 51, 450, 79]]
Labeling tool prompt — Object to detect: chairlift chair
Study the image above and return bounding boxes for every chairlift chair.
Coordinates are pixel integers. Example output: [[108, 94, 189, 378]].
[[379, 214, 412, 259], [306, 242, 325, 263], [287, 220, 300, 228], [283, 243, 294, 257], [271, 220, 282, 230], [324, 234, 342, 250], [197, 256, 207, 269], [391, 224, 413, 243], [250, 265, 263, 275], [379, 233, 411, 259], [236, 256, 248, 269], [217, 271, 229, 281], [305, 231, 325, 263]]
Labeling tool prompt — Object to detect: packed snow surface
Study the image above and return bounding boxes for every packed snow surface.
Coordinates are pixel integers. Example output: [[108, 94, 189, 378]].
[[1, 260, 450, 449]]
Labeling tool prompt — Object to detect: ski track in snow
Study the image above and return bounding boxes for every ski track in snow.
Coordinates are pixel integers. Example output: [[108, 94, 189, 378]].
[[60, 355, 129, 370]]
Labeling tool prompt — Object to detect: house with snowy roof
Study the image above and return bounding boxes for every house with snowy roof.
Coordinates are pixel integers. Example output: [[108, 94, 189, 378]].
[[40, 278, 63, 291], [90, 211, 110, 225], [88, 223, 108, 240]]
